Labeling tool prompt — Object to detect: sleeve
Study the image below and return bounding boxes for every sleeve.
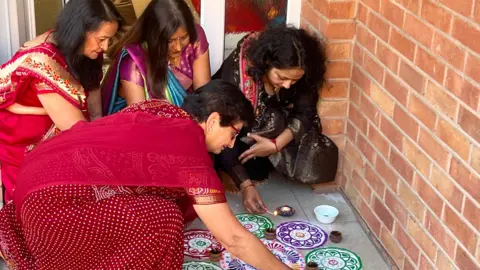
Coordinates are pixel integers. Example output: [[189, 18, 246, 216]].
[[119, 54, 145, 88], [287, 81, 319, 143], [193, 24, 209, 60], [214, 142, 250, 188]]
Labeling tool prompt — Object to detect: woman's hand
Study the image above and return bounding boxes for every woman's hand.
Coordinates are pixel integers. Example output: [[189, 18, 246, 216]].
[[239, 133, 277, 164], [241, 181, 267, 214]]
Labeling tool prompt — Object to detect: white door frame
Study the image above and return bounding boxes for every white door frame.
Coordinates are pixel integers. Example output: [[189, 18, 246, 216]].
[[200, 0, 301, 74]]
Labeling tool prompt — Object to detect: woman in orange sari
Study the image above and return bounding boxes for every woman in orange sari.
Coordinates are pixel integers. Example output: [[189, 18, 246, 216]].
[[0, 80, 292, 270], [0, 0, 122, 203]]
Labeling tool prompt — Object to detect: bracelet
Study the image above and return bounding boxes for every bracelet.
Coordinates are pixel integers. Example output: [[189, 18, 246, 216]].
[[240, 183, 255, 192], [270, 138, 280, 152]]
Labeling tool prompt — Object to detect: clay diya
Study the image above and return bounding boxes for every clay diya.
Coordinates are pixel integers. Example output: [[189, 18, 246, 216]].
[[209, 248, 222, 261], [275, 205, 296, 217], [329, 230, 343, 243], [264, 227, 277, 240], [305, 261, 319, 270]]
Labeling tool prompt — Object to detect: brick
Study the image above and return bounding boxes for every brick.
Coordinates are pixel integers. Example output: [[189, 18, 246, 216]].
[[436, 118, 471, 161], [450, 158, 480, 202], [380, 0, 404, 28], [302, 1, 322, 26], [403, 13, 434, 47], [326, 22, 356, 39], [436, 250, 458, 270], [328, 1, 356, 19], [346, 121, 357, 142], [331, 136, 346, 152], [350, 83, 361, 105], [321, 119, 345, 135], [430, 166, 464, 211], [396, 224, 420, 263], [357, 2, 369, 25], [394, 105, 419, 140], [352, 67, 371, 93], [327, 42, 352, 60], [407, 217, 437, 260], [419, 255, 436, 270], [344, 177, 362, 209], [357, 25, 377, 53], [373, 196, 394, 231], [399, 61, 425, 93], [312, 0, 328, 16], [424, 212, 457, 258], [353, 44, 364, 64], [362, 0, 381, 12], [353, 170, 372, 202], [360, 200, 382, 236], [377, 157, 399, 192], [403, 258, 416, 270], [380, 116, 403, 150], [360, 94, 381, 126], [471, 146, 480, 173], [382, 75, 406, 107], [476, 1, 480, 24], [345, 140, 364, 171], [465, 53, 480, 84], [368, 125, 390, 158], [463, 197, 480, 231], [403, 138, 431, 177], [432, 33, 466, 71], [395, 0, 421, 14], [458, 106, 480, 143], [319, 100, 348, 117], [445, 69, 479, 111], [368, 12, 391, 42], [357, 134, 377, 164], [407, 94, 437, 130], [418, 128, 450, 169], [365, 164, 385, 197], [390, 149, 415, 185], [398, 181, 426, 220], [452, 18, 480, 54], [389, 29, 416, 61], [421, 1, 452, 33], [364, 54, 385, 84], [455, 246, 479, 270], [321, 80, 348, 99], [326, 61, 351, 79], [385, 189, 408, 226], [376, 42, 399, 73], [414, 174, 443, 217], [425, 81, 458, 120], [438, 0, 473, 17], [443, 205, 477, 253], [415, 48, 446, 84], [349, 104, 368, 134], [380, 227, 405, 266], [370, 83, 395, 117]]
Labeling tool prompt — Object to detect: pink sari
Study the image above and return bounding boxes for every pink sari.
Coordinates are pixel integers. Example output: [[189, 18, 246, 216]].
[[0, 100, 225, 269], [0, 40, 87, 202]]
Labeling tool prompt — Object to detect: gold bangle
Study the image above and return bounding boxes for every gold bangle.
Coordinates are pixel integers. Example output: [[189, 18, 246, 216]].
[[240, 183, 255, 192]]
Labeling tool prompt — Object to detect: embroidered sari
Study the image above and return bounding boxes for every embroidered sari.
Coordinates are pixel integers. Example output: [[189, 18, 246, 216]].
[[0, 100, 225, 269], [0, 41, 87, 203], [214, 33, 339, 188], [101, 24, 209, 115]]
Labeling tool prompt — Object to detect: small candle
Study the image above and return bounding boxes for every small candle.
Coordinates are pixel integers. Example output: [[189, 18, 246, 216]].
[[281, 206, 291, 211]]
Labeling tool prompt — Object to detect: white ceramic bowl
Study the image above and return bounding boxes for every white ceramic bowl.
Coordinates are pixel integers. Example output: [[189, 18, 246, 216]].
[[314, 205, 339, 224]]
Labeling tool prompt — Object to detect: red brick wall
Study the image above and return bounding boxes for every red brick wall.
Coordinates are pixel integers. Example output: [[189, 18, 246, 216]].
[[302, 0, 480, 269]]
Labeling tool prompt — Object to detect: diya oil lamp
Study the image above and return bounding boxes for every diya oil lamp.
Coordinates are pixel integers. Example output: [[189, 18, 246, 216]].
[[275, 205, 296, 217], [264, 227, 277, 240], [329, 230, 343, 243], [305, 261, 319, 270], [208, 248, 222, 261]]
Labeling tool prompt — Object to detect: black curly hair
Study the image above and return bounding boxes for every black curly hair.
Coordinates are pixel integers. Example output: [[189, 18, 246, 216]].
[[245, 25, 327, 92]]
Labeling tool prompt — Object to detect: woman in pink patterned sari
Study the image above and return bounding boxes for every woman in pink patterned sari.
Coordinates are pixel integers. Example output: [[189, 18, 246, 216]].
[[0, 0, 122, 203], [0, 80, 292, 270]]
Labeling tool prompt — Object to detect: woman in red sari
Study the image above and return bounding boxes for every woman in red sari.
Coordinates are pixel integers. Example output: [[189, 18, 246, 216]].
[[0, 80, 292, 270], [0, 0, 122, 203]]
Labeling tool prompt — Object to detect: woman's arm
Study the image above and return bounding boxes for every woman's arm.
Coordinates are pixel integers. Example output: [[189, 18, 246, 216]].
[[37, 93, 86, 130], [87, 88, 103, 120], [194, 203, 291, 270], [6, 103, 47, 115], [192, 49, 211, 90], [119, 80, 146, 106]]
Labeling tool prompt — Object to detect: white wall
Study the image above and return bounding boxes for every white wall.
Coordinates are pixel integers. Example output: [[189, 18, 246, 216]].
[[0, 1, 12, 64]]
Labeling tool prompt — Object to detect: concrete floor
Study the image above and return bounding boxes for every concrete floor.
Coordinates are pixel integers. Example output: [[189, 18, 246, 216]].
[[185, 172, 390, 269]]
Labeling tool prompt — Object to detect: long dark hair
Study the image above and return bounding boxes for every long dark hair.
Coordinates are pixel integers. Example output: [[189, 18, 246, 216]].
[[246, 25, 327, 92], [110, 0, 197, 99], [54, 0, 123, 91]]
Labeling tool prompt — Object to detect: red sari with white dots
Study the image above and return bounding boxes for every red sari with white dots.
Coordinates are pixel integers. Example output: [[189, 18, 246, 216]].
[[0, 100, 226, 269]]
